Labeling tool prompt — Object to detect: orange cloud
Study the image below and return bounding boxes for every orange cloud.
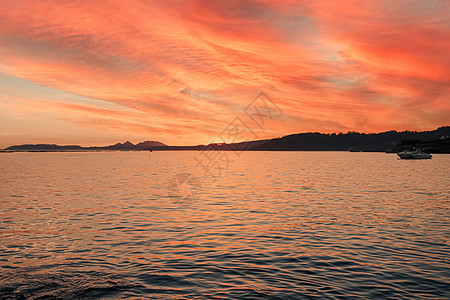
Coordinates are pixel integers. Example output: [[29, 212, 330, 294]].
[[0, 0, 448, 146]]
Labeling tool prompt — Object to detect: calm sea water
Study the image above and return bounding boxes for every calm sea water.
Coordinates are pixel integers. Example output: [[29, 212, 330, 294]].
[[0, 151, 448, 299]]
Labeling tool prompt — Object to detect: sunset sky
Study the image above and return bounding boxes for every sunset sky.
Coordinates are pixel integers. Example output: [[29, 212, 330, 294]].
[[0, 0, 449, 147]]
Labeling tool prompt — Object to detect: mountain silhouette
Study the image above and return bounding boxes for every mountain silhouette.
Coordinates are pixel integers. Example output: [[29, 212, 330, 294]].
[[4, 140, 167, 151], [3, 126, 449, 153]]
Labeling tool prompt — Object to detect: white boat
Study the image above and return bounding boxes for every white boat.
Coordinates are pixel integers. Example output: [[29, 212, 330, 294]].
[[397, 149, 432, 159]]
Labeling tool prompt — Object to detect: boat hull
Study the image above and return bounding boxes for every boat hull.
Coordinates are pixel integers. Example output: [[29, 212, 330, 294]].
[[397, 151, 432, 159]]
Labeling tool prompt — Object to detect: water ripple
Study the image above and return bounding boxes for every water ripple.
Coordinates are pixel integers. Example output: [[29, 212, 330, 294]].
[[0, 152, 449, 299]]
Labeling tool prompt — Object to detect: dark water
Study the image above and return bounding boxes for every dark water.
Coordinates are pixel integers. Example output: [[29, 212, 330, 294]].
[[0, 151, 448, 299]]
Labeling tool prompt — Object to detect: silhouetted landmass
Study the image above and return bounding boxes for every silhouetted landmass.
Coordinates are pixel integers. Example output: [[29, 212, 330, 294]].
[[134, 141, 167, 150], [106, 141, 135, 150], [151, 126, 450, 153], [4, 140, 166, 152], [3, 127, 449, 153], [3, 144, 84, 151], [149, 140, 271, 152], [249, 126, 450, 152], [389, 137, 450, 154]]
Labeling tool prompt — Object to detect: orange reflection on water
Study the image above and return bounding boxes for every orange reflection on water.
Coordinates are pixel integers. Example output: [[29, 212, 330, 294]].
[[0, 151, 448, 298]]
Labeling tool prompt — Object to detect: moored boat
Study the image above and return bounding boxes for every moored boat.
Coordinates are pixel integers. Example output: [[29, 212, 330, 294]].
[[397, 149, 432, 159]]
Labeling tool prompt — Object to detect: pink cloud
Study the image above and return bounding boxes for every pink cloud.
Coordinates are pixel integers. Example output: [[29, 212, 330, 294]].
[[0, 0, 448, 146]]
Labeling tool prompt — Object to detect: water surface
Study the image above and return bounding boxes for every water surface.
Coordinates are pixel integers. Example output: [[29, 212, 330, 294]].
[[0, 151, 448, 299]]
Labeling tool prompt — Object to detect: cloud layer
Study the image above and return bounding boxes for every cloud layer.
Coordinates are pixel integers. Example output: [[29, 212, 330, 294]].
[[0, 0, 448, 146]]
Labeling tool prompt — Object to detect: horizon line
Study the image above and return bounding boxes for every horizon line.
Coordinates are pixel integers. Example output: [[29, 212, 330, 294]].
[[4, 125, 449, 149]]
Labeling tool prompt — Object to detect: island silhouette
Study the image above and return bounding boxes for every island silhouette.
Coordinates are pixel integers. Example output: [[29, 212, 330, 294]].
[[3, 126, 449, 153]]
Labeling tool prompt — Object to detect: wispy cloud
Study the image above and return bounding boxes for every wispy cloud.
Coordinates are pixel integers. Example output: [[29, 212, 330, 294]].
[[0, 0, 448, 146]]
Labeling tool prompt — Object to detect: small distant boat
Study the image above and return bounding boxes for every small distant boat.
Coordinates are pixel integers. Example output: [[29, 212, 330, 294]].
[[397, 149, 432, 159]]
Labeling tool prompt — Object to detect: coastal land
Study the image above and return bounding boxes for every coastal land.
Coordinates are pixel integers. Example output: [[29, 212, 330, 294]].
[[2, 126, 449, 153]]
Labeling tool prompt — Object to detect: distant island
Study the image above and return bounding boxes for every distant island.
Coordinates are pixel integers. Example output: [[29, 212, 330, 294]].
[[2, 126, 449, 153], [2, 141, 166, 152]]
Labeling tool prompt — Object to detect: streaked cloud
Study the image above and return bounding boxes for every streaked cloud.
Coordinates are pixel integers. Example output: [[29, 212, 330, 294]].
[[0, 0, 448, 147]]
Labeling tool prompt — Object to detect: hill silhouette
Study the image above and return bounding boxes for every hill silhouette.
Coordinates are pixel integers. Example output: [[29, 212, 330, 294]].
[[250, 126, 450, 152], [4, 140, 166, 151], [3, 127, 449, 153], [150, 126, 450, 153]]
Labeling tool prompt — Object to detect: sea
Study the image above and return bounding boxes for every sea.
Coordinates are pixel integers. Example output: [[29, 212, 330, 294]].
[[0, 151, 448, 299]]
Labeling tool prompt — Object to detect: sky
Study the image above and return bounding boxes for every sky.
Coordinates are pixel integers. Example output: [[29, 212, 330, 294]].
[[0, 0, 449, 147]]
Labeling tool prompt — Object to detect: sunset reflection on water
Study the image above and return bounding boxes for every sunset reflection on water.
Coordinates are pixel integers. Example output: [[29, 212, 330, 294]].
[[0, 151, 448, 299]]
